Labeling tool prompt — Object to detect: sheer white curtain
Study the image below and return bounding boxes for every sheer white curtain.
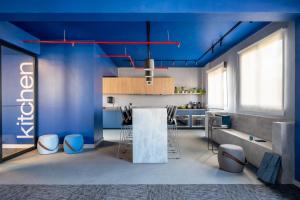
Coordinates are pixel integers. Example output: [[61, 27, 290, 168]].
[[239, 30, 284, 114], [207, 63, 227, 109]]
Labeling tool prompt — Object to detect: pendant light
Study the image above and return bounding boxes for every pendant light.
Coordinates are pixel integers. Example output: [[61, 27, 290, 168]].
[[144, 21, 154, 85]]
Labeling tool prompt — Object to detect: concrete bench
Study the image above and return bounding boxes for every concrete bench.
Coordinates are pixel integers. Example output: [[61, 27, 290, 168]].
[[206, 112, 294, 183], [212, 128, 272, 167]]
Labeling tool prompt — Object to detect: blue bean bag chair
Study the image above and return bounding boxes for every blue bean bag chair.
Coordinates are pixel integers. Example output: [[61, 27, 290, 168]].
[[63, 134, 84, 154]]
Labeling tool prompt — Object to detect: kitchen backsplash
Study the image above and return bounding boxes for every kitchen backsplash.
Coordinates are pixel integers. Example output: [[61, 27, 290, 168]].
[[103, 94, 200, 107]]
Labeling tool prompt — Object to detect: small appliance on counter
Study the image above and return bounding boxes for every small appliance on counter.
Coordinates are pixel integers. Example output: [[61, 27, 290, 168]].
[[178, 102, 204, 109], [214, 114, 231, 128], [107, 96, 115, 107]]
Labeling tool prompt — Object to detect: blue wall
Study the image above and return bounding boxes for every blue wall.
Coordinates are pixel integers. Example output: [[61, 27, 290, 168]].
[[0, 22, 118, 145], [38, 44, 117, 144], [295, 19, 300, 181], [93, 45, 117, 143]]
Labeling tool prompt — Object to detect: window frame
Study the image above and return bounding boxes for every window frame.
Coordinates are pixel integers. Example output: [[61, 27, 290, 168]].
[[236, 29, 286, 117], [0, 39, 38, 163], [206, 62, 228, 110]]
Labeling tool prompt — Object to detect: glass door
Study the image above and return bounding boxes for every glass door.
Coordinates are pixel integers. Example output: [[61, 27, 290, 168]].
[[0, 42, 37, 161]]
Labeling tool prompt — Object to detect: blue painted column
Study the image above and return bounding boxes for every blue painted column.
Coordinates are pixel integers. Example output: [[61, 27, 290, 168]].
[[295, 18, 300, 181], [38, 44, 117, 145]]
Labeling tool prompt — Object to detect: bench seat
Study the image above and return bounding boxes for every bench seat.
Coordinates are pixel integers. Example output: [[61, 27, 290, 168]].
[[212, 128, 272, 167]]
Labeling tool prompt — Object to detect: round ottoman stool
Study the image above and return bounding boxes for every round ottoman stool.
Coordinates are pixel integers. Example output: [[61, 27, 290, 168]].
[[63, 134, 84, 154], [37, 134, 59, 155], [218, 144, 246, 173]]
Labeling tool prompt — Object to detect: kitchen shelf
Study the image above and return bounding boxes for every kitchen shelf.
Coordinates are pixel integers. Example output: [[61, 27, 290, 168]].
[[103, 93, 203, 96], [173, 93, 203, 95]]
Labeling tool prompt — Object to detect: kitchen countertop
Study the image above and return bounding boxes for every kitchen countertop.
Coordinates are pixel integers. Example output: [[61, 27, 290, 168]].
[[103, 107, 121, 111], [133, 108, 168, 163]]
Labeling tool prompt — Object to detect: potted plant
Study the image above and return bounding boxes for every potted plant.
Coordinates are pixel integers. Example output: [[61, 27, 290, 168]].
[[198, 88, 206, 95]]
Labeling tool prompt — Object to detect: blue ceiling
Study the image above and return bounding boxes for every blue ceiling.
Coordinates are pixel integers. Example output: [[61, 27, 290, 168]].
[[0, 0, 300, 15], [12, 21, 268, 67], [5, 0, 298, 68]]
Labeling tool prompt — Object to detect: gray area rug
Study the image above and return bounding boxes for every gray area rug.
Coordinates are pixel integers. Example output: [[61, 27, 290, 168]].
[[0, 184, 299, 200]]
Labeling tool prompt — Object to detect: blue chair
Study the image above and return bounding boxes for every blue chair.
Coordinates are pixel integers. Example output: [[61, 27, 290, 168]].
[[37, 134, 59, 155], [63, 134, 84, 154]]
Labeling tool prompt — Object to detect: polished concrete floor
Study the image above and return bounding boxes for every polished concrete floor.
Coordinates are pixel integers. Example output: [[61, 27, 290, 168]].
[[0, 129, 261, 184], [2, 148, 27, 158]]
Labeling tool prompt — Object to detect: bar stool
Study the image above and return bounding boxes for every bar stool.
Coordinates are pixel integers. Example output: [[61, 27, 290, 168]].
[[116, 106, 133, 158], [167, 105, 181, 159]]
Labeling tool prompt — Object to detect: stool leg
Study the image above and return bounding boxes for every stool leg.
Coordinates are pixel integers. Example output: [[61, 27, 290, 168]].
[[116, 127, 124, 158], [168, 125, 180, 159], [174, 125, 181, 159]]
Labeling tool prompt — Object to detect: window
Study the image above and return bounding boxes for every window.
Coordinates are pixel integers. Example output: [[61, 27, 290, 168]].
[[207, 62, 228, 109], [238, 30, 284, 114]]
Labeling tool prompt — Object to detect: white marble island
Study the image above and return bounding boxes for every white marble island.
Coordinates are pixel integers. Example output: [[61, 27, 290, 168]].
[[132, 108, 168, 163]]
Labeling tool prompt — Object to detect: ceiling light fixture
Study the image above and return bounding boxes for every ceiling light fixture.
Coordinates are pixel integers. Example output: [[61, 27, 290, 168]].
[[144, 21, 154, 85], [196, 21, 242, 64]]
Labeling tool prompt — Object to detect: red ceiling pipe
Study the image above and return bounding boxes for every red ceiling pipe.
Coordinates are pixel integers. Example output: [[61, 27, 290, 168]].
[[23, 40, 181, 46], [123, 67, 168, 71]]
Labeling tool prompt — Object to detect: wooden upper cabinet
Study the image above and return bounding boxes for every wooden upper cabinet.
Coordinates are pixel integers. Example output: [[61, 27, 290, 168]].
[[145, 78, 174, 94], [102, 77, 118, 94], [103, 77, 174, 95]]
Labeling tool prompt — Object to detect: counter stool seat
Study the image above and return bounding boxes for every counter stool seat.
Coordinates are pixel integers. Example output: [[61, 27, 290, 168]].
[[37, 134, 59, 155], [63, 134, 84, 154], [218, 144, 246, 173]]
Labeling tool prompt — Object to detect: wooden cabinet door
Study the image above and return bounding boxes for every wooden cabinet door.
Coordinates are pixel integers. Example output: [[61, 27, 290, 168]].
[[145, 78, 174, 95], [131, 77, 145, 94], [103, 77, 120, 94], [119, 77, 133, 94], [103, 77, 174, 94]]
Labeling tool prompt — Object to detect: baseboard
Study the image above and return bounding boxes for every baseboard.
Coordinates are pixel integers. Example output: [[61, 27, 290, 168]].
[[83, 144, 96, 149], [293, 179, 300, 188], [83, 137, 104, 149], [31, 138, 104, 150], [56, 141, 103, 150], [94, 137, 104, 148], [2, 144, 34, 149]]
